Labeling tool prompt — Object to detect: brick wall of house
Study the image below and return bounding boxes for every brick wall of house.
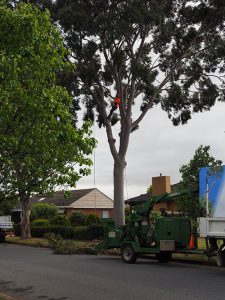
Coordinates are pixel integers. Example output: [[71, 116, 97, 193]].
[[153, 202, 178, 212], [65, 208, 113, 219]]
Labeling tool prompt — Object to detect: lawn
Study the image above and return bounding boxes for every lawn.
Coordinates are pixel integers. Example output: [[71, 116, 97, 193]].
[[6, 236, 49, 247], [5, 236, 98, 249]]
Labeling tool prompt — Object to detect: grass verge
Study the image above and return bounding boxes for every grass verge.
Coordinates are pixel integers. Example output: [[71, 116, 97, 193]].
[[6, 236, 49, 248], [5, 236, 99, 252]]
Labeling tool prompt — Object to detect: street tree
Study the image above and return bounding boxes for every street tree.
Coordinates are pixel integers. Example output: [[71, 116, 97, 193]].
[[27, 0, 225, 225], [179, 145, 222, 219], [0, 2, 96, 239]]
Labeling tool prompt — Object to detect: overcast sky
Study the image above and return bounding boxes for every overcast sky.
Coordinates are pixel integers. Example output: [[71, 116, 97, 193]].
[[76, 101, 225, 200]]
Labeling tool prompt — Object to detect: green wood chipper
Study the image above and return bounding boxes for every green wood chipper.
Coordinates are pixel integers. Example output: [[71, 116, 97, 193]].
[[96, 191, 192, 263]]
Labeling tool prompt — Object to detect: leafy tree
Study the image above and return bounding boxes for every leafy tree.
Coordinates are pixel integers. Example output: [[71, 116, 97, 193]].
[[24, 0, 225, 225], [180, 145, 222, 189], [0, 193, 18, 216], [30, 203, 58, 221], [0, 2, 96, 239], [178, 145, 222, 219]]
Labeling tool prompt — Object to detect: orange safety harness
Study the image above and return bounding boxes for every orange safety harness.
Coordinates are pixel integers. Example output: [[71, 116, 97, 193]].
[[113, 97, 121, 108]]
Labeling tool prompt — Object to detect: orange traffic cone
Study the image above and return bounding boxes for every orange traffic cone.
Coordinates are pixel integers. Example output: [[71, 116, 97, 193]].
[[189, 234, 195, 250]]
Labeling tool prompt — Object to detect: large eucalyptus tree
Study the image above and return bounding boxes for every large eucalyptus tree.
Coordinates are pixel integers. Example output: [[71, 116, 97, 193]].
[[20, 0, 225, 225]]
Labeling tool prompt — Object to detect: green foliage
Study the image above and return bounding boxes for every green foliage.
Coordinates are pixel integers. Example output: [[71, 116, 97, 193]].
[[49, 215, 69, 226], [46, 233, 88, 254], [85, 214, 102, 226], [178, 145, 222, 220], [29, 0, 225, 226], [45, 0, 225, 127], [16, 223, 70, 238], [69, 211, 86, 227], [31, 226, 74, 238], [31, 219, 49, 227], [179, 145, 222, 189], [14, 222, 104, 240], [73, 226, 88, 240], [0, 194, 18, 216], [74, 224, 104, 240], [86, 224, 104, 240], [0, 2, 96, 238], [146, 185, 152, 194], [31, 203, 58, 221]]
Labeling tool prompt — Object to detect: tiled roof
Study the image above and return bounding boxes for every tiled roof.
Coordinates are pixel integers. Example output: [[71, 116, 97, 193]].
[[125, 193, 151, 205], [30, 188, 96, 207]]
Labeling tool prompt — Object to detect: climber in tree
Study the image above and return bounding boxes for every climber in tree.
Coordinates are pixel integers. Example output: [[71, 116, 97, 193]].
[[107, 97, 120, 120]]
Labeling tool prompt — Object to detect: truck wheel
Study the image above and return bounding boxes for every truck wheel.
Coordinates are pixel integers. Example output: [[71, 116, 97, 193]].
[[217, 251, 225, 267], [0, 235, 5, 243], [156, 252, 172, 263], [121, 245, 137, 264]]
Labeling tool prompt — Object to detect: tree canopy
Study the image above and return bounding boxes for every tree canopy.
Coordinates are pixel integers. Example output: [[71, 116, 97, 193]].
[[22, 0, 225, 225], [180, 145, 222, 189], [178, 145, 222, 219], [0, 2, 96, 238]]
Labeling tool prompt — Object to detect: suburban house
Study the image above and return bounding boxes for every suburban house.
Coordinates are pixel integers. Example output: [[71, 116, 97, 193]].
[[125, 175, 182, 213], [30, 188, 114, 219]]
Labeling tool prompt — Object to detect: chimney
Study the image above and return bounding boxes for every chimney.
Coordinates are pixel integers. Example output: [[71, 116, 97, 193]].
[[152, 176, 171, 196]]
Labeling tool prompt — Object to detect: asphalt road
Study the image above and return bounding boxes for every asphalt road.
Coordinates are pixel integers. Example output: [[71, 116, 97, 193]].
[[0, 244, 225, 300]]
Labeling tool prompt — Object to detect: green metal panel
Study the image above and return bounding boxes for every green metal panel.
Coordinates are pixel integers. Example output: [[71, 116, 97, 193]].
[[155, 217, 190, 248]]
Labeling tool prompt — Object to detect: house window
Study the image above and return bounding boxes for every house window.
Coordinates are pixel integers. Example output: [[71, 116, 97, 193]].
[[102, 210, 109, 218]]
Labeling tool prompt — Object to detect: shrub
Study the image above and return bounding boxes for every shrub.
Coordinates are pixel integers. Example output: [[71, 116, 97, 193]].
[[73, 226, 88, 240], [14, 224, 74, 238], [86, 224, 104, 239], [31, 219, 49, 227], [69, 211, 86, 227], [74, 224, 104, 240], [31, 203, 58, 221], [49, 215, 69, 226], [31, 226, 74, 238], [85, 214, 102, 226]]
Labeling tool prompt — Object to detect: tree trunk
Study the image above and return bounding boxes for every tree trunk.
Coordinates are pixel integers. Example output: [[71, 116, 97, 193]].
[[20, 195, 31, 240], [113, 159, 125, 226]]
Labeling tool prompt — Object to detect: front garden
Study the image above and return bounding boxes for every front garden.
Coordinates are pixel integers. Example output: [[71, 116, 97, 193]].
[[10, 204, 105, 254]]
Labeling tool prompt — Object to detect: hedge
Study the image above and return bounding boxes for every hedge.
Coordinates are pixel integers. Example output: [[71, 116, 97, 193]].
[[74, 224, 104, 240], [31, 219, 49, 227], [14, 224, 74, 239], [14, 224, 104, 240]]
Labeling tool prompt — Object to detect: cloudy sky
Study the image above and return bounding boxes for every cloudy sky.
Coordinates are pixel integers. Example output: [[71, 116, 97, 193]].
[[76, 101, 225, 200]]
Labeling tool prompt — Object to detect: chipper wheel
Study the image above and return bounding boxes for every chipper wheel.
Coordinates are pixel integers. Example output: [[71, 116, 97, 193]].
[[121, 245, 137, 264], [156, 252, 172, 263]]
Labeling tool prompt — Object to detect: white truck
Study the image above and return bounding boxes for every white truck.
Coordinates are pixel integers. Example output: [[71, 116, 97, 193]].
[[0, 216, 13, 242], [199, 217, 225, 267]]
